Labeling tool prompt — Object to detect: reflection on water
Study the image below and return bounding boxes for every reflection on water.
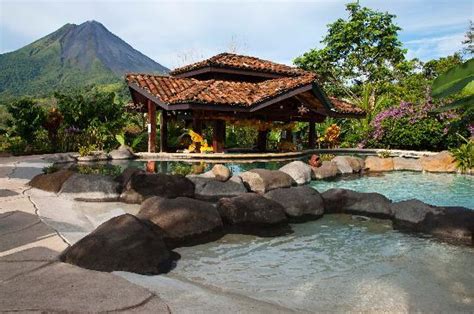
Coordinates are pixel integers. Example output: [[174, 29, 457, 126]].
[[171, 215, 474, 312]]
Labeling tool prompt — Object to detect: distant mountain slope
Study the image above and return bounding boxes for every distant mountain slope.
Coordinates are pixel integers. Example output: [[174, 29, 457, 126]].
[[0, 20, 169, 100]]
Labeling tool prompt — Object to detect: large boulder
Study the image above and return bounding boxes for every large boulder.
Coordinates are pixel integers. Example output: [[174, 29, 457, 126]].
[[114, 167, 144, 189], [239, 169, 294, 193], [346, 156, 365, 172], [331, 156, 353, 174], [138, 196, 223, 247], [393, 157, 422, 171], [311, 161, 338, 180], [109, 145, 135, 160], [217, 193, 288, 232], [321, 188, 393, 218], [60, 214, 177, 274], [365, 156, 394, 172], [120, 173, 195, 204], [391, 200, 474, 246], [279, 161, 312, 185], [28, 170, 75, 193], [59, 174, 120, 201], [420, 151, 457, 173], [187, 164, 232, 182], [211, 164, 232, 182], [189, 175, 248, 201], [264, 186, 324, 219]]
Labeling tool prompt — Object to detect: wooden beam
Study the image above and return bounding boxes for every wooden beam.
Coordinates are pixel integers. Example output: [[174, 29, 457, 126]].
[[308, 121, 316, 149], [147, 100, 157, 153], [159, 111, 168, 153], [257, 130, 268, 152], [212, 120, 225, 153]]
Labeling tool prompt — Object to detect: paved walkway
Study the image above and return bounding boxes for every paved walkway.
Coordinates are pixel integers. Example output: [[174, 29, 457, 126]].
[[0, 154, 170, 313]]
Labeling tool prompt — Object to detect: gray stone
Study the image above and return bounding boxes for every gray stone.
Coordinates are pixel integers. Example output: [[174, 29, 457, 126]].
[[264, 186, 324, 219], [311, 161, 338, 180], [279, 161, 312, 185], [60, 214, 176, 274], [60, 174, 120, 201], [331, 156, 354, 174], [321, 188, 393, 218], [239, 169, 294, 194], [393, 157, 422, 171], [190, 175, 248, 201], [138, 196, 223, 247], [109, 145, 135, 160], [115, 166, 144, 189], [120, 172, 195, 204]]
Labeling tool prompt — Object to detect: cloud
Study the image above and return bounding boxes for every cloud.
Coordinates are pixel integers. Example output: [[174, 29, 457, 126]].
[[405, 33, 465, 60], [0, 0, 472, 67]]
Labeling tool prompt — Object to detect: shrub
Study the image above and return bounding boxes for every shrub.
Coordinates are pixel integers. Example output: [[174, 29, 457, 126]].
[[450, 135, 473, 173], [6, 98, 46, 144]]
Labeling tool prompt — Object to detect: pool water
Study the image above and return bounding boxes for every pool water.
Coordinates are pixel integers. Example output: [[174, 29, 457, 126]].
[[98, 159, 474, 311], [168, 215, 474, 312]]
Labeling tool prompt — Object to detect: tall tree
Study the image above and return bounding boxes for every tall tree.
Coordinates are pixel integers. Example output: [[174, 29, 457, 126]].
[[294, 2, 407, 95]]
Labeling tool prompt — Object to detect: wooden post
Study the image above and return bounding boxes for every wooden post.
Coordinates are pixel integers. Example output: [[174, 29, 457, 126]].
[[308, 121, 316, 149], [212, 120, 225, 153], [257, 130, 268, 151], [160, 111, 168, 153], [147, 100, 157, 153], [192, 118, 202, 134]]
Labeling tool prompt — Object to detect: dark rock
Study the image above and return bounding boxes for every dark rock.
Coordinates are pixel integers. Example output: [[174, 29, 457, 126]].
[[239, 169, 295, 194], [189, 175, 248, 201], [311, 161, 338, 180], [279, 161, 312, 185], [114, 167, 144, 189], [120, 172, 194, 204], [60, 214, 178, 274], [59, 174, 120, 201], [138, 196, 223, 247], [264, 186, 324, 220], [217, 193, 289, 236], [28, 170, 75, 193], [392, 200, 474, 246], [321, 188, 393, 218]]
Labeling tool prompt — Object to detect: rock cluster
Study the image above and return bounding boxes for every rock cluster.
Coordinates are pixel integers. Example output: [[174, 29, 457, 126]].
[[29, 155, 473, 275]]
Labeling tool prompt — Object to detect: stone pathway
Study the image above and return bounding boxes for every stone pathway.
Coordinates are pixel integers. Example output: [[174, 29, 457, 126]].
[[0, 155, 170, 313]]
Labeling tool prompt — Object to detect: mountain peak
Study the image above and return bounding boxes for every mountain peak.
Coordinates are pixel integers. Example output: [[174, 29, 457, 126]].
[[0, 21, 169, 99]]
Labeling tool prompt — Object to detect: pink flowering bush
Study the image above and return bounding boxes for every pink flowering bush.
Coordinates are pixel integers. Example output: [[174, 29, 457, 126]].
[[362, 101, 470, 150]]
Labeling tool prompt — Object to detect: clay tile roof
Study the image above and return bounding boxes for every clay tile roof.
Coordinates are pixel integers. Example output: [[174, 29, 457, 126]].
[[328, 97, 365, 115], [170, 52, 307, 77], [126, 73, 317, 107], [126, 73, 365, 116]]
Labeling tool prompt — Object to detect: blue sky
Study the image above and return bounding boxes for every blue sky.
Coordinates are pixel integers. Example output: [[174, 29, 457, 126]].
[[0, 0, 472, 68]]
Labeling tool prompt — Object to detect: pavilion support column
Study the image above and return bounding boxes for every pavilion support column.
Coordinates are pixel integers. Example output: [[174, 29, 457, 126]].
[[147, 100, 157, 153], [257, 130, 268, 152], [212, 120, 225, 153], [160, 110, 168, 153], [308, 121, 316, 149], [192, 117, 203, 134]]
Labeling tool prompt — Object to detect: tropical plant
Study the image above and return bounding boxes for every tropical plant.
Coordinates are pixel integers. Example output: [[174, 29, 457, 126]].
[[450, 134, 473, 173], [432, 58, 474, 112], [6, 98, 46, 143]]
